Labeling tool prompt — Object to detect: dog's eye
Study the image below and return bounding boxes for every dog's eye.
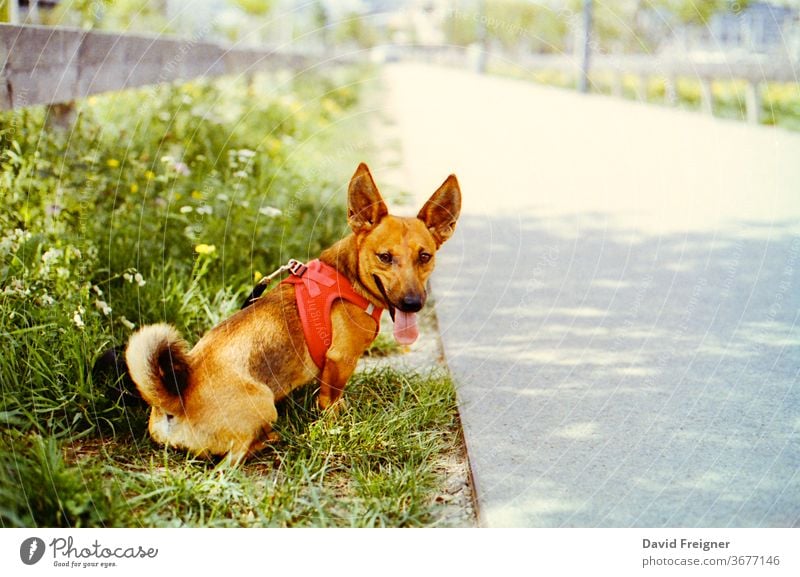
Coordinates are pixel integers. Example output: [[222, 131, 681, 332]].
[[419, 251, 432, 264], [377, 252, 393, 264]]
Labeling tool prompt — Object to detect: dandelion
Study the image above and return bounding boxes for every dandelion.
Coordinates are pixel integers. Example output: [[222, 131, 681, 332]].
[[180, 206, 193, 214], [195, 243, 216, 255], [259, 206, 282, 218], [322, 98, 340, 115], [106, 158, 120, 168], [266, 137, 282, 155]]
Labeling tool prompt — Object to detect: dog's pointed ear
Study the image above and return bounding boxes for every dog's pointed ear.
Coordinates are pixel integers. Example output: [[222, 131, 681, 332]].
[[417, 174, 461, 247], [348, 163, 388, 234]]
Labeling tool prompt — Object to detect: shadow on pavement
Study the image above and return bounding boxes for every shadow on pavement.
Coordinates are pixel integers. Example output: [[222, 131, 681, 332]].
[[434, 213, 800, 527]]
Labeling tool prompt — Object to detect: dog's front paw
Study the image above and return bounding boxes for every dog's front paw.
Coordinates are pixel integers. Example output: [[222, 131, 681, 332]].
[[317, 395, 347, 415]]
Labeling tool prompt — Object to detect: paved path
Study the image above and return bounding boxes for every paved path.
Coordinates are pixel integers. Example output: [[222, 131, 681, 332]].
[[382, 63, 800, 527]]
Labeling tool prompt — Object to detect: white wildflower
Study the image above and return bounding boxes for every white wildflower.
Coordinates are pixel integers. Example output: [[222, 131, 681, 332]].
[[232, 170, 248, 179], [180, 206, 193, 214], [217, 193, 229, 202], [94, 299, 112, 316], [237, 149, 256, 159], [259, 206, 282, 218], [120, 316, 136, 330], [92, 285, 104, 296], [123, 272, 132, 283], [41, 248, 63, 264], [173, 162, 191, 176], [72, 308, 85, 329], [196, 205, 213, 216], [4, 279, 30, 296], [134, 272, 146, 287]]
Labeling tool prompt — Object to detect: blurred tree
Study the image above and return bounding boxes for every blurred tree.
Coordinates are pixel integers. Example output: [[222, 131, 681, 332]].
[[311, 0, 331, 50], [46, 0, 170, 32], [231, 0, 273, 17], [443, 1, 568, 53], [334, 12, 378, 49], [647, 0, 750, 25]]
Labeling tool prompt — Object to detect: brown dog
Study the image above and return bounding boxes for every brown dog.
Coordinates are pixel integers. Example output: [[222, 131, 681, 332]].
[[125, 163, 461, 462]]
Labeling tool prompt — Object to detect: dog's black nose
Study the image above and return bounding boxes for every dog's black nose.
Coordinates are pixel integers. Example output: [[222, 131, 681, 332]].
[[398, 295, 423, 313]]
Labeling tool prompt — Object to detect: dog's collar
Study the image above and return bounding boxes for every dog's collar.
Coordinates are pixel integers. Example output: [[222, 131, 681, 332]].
[[281, 259, 383, 370]]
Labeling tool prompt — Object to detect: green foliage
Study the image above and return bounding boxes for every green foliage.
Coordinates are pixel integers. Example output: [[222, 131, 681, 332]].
[[444, 1, 567, 53], [0, 70, 361, 442], [0, 369, 460, 528], [0, 67, 465, 528], [230, 0, 274, 16], [334, 13, 380, 49], [646, 0, 749, 25]]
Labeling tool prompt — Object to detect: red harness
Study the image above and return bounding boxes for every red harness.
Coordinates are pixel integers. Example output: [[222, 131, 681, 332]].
[[281, 259, 382, 370]]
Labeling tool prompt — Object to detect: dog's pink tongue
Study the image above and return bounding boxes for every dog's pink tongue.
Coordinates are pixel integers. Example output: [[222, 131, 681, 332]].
[[393, 310, 419, 345]]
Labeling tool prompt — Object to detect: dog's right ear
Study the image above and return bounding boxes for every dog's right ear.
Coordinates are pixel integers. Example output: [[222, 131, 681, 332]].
[[348, 163, 388, 235]]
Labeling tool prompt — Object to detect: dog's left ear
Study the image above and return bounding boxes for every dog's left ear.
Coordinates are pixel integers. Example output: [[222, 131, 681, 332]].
[[348, 163, 388, 235], [417, 174, 461, 247]]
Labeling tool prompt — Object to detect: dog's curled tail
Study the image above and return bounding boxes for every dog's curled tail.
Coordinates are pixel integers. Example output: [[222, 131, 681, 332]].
[[125, 323, 191, 415]]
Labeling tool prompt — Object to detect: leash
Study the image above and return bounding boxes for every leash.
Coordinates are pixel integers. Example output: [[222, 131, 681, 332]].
[[240, 258, 307, 309]]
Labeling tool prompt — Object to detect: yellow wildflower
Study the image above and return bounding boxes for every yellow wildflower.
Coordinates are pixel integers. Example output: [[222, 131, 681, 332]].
[[144, 170, 156, 181], [107, 158, 120, 168], [195, 244, 216, 255], [130, 183, 139, 194], [253, 270, 263, 282]]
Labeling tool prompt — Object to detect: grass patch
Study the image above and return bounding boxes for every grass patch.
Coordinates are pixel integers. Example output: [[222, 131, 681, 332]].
[[1, 66, 470, 527], [1, 368, 463, 527], [490, 62, 800, 131]]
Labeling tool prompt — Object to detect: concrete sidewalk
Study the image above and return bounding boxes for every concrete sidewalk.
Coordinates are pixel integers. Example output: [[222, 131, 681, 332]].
[[382, 63, 800, 527]]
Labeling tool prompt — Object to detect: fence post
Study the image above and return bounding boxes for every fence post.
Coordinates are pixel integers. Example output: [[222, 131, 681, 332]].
[[699, 77, 713, 115], [745, 81, 761, 125], [578, 0, 593, 93], [45, 102, 76, 131], [637, 75, 648, 102], [612, 71, 623, 98], [665, 75, 678, 106]]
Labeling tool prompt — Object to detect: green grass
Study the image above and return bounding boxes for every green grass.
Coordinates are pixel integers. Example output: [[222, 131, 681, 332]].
[[0, 368, 463, 527], [490, 62, 800, 131], [0, 67, 470, 527]]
